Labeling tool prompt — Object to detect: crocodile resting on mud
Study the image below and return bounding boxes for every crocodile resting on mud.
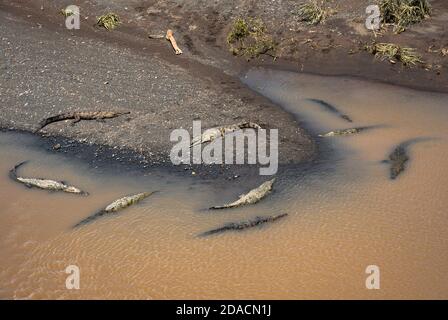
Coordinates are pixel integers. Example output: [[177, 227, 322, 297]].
[[198, 213, 288, 237], [9, 161, 88, 195], [191, 121, 262, 147], [35, 111, 130, 132], [210, 178, 275, 210], [72, 191, 157, 228]]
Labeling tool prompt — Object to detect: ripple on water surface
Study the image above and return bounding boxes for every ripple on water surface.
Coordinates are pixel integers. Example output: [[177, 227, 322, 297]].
[[1, 69, 448, 298]]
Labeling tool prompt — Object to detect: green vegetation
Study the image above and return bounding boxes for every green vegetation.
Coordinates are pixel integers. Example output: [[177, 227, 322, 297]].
[[60, 8, 75, 17], [227, 18, 250, 43], [227, 18, 276, 60], [366, 42, 423, 66], [378, 0, 431, 33], [97, 13, 121, 30], [296, 0, 335, 25]]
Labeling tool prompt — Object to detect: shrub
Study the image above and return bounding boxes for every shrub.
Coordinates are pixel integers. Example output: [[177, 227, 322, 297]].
[[378, 0, 431, 33], [227, 18, 277, 60]]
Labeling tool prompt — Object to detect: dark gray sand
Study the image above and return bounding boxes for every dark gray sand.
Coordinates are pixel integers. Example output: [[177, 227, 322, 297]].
[[0, 6, 314, 178]]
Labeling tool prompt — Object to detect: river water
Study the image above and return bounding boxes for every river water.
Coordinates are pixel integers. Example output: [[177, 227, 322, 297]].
[[1, 69, 447, 299]]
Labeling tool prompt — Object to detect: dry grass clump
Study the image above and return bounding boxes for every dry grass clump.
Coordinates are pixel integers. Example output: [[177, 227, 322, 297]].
[[97, 13, 121, 30], [297, 0, 335, 25], [441, 48, 448, 57], [366, 42, 423, 66], [378, 0, 431, 33], [227, 17, 277, 60], [427, 45, 448, 57]]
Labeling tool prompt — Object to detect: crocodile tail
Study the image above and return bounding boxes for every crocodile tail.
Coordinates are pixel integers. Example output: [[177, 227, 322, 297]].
[[198, 224, 234, 237], [9, 161, 28, 180], [72, 210, 105, 229], [146, 190, 160, 196], [272, 213, 288, 221], [35, 113, 73, 132], [35, 116, 58, 132], [209, 199, 241, 210], [209, 202, 239, 210], [209, 205, 228, 210]]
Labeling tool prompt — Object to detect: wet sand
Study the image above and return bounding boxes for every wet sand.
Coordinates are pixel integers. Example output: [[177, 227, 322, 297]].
[[3, 0, 446, 92]]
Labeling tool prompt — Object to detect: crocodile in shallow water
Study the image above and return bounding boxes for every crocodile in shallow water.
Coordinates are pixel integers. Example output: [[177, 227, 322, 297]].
[[382, 138, 433, 180], [9, 161, 88, 195], [72, 191, 157, 228], [307, 98, 353, 122], [198, 213, 288, 237], [318, 125, 381, 137], [210, 178, 275, 210]]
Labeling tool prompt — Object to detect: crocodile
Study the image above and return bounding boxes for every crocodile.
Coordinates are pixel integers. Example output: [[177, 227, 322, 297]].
[[382, 138, 433, 180], [383, 144, 409, 180], [210, 178, 275, 210], [35, 111, 130, 132], [191, 121, 262, 147], [198, 213, 288, 237], [9, 161, 88, 195], [307, 98, 353, 122], [318, 125, 380, 137], [72, 191, 157, 228]]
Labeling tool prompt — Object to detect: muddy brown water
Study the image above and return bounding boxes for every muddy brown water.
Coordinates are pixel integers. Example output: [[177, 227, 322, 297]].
[[1, 69, 448, 299]]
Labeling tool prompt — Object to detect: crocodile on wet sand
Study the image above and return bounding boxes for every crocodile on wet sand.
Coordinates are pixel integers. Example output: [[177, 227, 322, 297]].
[[191, 121, 262, 147], [35, 111, 130, 132]]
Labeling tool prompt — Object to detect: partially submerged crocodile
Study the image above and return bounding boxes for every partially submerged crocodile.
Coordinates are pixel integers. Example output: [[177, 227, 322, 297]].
[[307, 98, 353, 122], [318, 125, 380, 137], [191, 121, 262, 147], [382, 138, 433, 180], [210, 178, 275, 210], [198, 213, 288, 237], [383, 144, 409, 180], [35, 111, 130, 132], [72, 191, 157, 228], [9, 161, 88, 195]]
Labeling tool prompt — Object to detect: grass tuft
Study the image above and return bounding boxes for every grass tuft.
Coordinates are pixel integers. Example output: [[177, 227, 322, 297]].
[[227, 17, 277, 60], [227, 18, 250, 44], [60, 8, 75, 17], [97, 13, 121, 30], [378, 0, 431, 33], [366, 42, 423, 66], [442, 48, 448, 57], [296, 0, 335, 25]]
